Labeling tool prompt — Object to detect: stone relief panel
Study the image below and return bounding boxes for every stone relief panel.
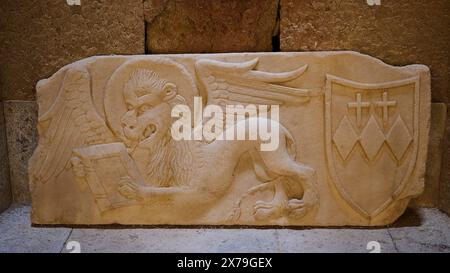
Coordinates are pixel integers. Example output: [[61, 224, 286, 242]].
[[29, 52, 430, 226]]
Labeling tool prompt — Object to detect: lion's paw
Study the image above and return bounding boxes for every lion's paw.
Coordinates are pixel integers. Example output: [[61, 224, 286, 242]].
[[253, 201, 284, 221]]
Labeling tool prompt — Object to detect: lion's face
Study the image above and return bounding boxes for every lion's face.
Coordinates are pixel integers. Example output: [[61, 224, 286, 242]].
[[121, 100, 173, 151], [120, 68, 179, 151]]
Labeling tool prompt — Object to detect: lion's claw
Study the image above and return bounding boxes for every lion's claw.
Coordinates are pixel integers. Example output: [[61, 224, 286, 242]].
[[118, 177, 142, 201]]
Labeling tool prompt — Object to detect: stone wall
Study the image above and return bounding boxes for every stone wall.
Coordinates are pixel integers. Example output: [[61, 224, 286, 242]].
[[144, 0, 279, 53], [0, 0, 145, 101], [0, 0, 449, 213], [0, 102, 11, 212], [2, 102, 37, 203]]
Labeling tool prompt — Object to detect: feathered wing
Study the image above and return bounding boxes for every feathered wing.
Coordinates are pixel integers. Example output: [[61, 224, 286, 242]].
[[29, 66, 115, 184], [195, 58, 321, 109]]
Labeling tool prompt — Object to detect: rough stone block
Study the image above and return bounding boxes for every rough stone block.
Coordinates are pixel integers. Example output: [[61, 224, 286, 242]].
[[413, 103, 447, 207], [440, 107, 450, 215], [0, 102, 11, 212], [29, 52, 430, 226], [3, 101, 38, 203], [145, 0, 279, 53]]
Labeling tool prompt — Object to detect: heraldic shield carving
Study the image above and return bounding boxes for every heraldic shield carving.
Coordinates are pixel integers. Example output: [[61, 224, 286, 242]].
[[325, 75, 420, 219]]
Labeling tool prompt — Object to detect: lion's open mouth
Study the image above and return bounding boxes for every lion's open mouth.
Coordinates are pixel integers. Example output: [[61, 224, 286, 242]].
[[141, 123, 157, 141]]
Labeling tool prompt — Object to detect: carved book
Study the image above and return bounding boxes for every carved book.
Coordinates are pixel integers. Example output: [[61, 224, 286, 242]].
[[71, 143, 144, 212]]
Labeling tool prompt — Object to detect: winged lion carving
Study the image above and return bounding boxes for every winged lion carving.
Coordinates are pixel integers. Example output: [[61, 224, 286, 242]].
[[29, 57, 321, 223]]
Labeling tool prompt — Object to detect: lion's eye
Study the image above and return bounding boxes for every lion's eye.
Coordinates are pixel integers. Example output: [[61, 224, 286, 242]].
[[138, 104, 151, 114]]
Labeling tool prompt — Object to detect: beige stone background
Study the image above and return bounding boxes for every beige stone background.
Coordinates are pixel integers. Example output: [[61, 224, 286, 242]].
[[0, 0, 448, 216]]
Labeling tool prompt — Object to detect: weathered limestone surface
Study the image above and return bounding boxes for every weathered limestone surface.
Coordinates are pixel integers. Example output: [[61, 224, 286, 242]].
[[144, 0, 279, 53], [413, 103, 447, 207], [280, 0, 450, 213], [29, 52, 430, 226], [3, 101, 38, 203], [0, 0, 145, 101], [0, 102, 11, 212]]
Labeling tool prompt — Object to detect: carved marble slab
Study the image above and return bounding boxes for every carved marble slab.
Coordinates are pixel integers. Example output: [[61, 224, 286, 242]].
[[29, 52, 430, 226]]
